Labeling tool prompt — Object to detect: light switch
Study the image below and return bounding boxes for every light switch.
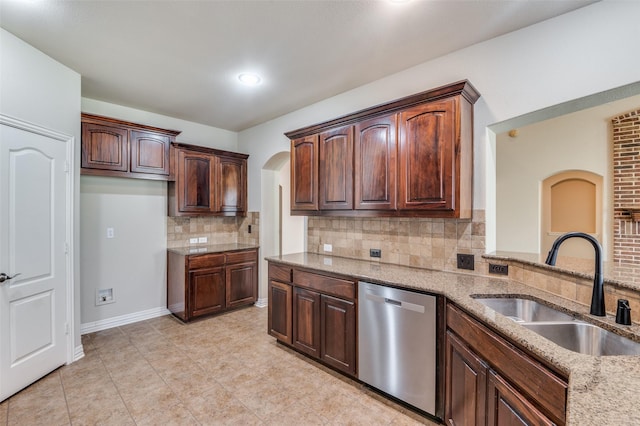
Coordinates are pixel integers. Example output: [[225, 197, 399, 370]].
[[323, 243, 332, 252]]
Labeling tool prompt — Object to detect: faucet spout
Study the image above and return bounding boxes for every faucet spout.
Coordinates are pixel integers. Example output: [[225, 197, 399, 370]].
[[545, 232, 605, 316]]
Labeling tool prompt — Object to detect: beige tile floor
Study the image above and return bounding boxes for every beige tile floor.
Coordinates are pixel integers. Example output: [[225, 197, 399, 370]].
[[0, 307, 438, 425]]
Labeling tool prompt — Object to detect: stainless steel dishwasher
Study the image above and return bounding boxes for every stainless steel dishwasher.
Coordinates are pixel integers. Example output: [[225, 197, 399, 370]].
[[358, 281, 437, 416]]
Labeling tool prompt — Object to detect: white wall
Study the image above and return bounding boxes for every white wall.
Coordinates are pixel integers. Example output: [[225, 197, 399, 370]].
[[0, 29, 82, 352], [80, 177, 168, 324], [496, 95, 640, 259], [238, 1, 640, 255], [82, 98, 238, 151], [80, 99, 241, 329]]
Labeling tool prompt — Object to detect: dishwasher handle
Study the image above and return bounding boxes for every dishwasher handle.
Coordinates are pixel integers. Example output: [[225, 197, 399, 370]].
[[365, 292, 425, 314]]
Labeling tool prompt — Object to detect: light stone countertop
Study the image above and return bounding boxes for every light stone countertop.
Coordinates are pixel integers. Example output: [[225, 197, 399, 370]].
[[168, 243, 258, 256], [266, 252, 640, 425]]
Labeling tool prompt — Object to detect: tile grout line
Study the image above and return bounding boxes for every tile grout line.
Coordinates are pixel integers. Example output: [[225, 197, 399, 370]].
[[57, 369, 74, 425]]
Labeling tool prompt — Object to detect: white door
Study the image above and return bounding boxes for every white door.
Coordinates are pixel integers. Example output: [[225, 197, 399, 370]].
[[0, 117, 70, 401]]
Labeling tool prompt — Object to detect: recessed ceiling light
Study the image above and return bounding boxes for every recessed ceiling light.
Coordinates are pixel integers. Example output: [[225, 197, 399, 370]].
[[237, 73, 262, 86]]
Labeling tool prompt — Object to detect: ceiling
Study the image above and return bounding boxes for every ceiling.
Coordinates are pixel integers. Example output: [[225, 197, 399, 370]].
[[0, 0, 597, 132]]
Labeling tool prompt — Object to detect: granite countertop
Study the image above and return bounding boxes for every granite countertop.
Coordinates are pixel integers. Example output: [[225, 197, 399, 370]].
[[266, 252, 640, 425], [168, 243, 258, 256], [485, 250, 640, 291]]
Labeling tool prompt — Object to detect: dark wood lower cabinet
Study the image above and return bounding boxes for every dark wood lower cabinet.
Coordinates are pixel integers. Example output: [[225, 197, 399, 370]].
[[190, 267, 225, 318], [487, 371, 554, 426], [320, 295, 355, 375], [268, 280, 292, 345], [268, 262, 357, 377], [446, 303, 567, 426], [293, 287, 321, 357], [226, 261, 257, 308], [167, 247, 258, 322], [446, 331, 487, 426]]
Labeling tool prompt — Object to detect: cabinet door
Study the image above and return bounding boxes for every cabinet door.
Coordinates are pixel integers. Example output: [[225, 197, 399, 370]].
[[130, 130, 170, 175], [445, 331, 488, 426], [320, 295, 356, 376], [177, 149, 216, 214], [225, 261, 257, 308], [398, 98, 455, 211], [319, 126, 353, 210], [81, 122, 129, 172], [268, 280, 293, 345], [354, 114, 397, 210], [291, 135, 319, 211], [189, 267, 225, 318], [293, 287, 321, 357], [217, 155, 246, 215], [487, 371, 555, 426]]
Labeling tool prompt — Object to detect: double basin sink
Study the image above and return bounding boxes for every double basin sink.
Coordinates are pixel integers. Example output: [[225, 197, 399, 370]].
[[475, 297, 640, 356]]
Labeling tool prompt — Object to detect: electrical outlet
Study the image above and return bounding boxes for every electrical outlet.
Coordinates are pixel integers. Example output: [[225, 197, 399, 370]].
[[457, 253, 475, 270], [106, 227, 115, 239], [189, 238, 198, 244], [489, 264, 509, 275], [198, 237, 207, 243], [370, 248, 382, 258], [323, 244, 332, 252]]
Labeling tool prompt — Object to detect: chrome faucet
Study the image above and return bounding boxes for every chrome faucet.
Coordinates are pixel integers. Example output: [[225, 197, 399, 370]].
[[545, 232, 605, 316]]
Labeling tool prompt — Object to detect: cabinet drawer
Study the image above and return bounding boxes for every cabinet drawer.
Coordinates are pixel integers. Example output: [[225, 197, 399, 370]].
[[269, 264, 292, 283], [447, 304, 567, 425], [293, 270, 355, 300], [225, 250, 256, 265], [188, 253, 225, 269]]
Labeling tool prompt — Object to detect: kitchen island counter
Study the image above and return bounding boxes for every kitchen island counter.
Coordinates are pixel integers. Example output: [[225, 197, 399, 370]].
[[267, 252, 640, 425]]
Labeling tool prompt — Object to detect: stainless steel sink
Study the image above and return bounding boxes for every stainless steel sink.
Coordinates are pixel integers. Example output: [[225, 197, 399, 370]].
[[475, 297, 574, 322], [522, 322, 640, 356], [474, 296, 640, 356]]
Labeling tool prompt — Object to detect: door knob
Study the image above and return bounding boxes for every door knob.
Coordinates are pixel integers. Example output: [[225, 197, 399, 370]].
[[0, 273, 21, 283]]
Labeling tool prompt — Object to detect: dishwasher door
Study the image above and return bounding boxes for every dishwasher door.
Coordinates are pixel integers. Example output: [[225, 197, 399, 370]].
[[358, 282, 436, 415]]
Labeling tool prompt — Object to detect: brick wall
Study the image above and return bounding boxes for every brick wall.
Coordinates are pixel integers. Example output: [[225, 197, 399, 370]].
[[612, 108, 640, 264]]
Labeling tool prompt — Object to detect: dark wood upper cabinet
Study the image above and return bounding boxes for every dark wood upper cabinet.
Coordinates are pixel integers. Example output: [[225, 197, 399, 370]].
[[291, 135, 319, 211], [398, 99, 455, 212], [81, 113, 180, 180], [81, 123, 129, 172], [168, 143, 248, 217], [217, 155, 246, 215], [176, 149, 216, 214], [319, 126, 354, 210], [354, 114, 397, 210], [130, 130, 170, 175], [285, 80, 479, 218]]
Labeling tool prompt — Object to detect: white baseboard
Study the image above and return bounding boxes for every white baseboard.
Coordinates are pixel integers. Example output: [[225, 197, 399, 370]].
[[254, 297, 268, 308], [73, 345, 85, 362], [80, 306, 171, 335]]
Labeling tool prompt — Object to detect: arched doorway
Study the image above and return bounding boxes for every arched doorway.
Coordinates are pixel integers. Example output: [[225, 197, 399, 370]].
[[258, 152, 305, 306]]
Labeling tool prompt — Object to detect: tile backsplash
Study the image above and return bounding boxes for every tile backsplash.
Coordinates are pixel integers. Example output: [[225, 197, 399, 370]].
[[307, 210, 487, 273], [167, 212, 259, 248]]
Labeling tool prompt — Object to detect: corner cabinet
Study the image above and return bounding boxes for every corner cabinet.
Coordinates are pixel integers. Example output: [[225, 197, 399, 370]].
[[285, 80, 479, 218], [168, 143, 248, 217], [445, 303, 568, 426], [167, 247, 258, 322], [267, 262, 357, 377], [81, 113, 180, 180]]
